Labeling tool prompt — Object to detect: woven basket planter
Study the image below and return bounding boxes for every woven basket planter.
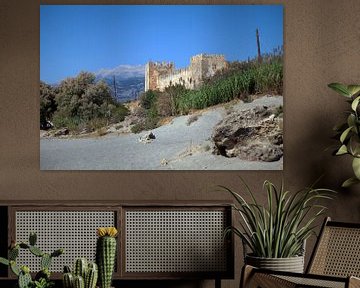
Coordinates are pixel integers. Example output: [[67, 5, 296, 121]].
[[245, 254, 305, 273]]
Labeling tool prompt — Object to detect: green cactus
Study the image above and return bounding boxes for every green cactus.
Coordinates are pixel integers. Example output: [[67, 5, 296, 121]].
[[9, 246, 19, 260], [64, 259, 98, 288], [29, 245, 44, 257], [63, 271, 74, 288], [51, 248, 64, 258], [0, 232, 63, 288], [96, 234, 117, 288], [41, 253, 52, 270], [21, 265, 30, 274], [29, 232, 37, 246], [73, 275, 85, 288], [74, 258, 88, 279], [63, 265, 72, 273], [85, 263, 98, 288], [0, 257, 9, 266], [10, 260, 20, 276], [18, 270, 32, 288]]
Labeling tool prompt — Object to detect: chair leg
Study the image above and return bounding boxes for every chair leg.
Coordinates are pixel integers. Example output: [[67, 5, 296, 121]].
[[215, 278, 221, 288]]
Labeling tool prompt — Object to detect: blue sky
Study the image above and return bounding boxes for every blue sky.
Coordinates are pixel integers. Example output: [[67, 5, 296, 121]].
[[40, 5, 283, 83]]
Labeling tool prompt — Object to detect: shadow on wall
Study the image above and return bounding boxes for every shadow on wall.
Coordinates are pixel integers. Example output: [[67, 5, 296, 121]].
[[297, 110, 360, 212]]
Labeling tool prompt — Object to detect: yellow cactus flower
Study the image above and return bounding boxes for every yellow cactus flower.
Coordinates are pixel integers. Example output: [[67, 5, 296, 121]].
[[97, 227, 118, 237]]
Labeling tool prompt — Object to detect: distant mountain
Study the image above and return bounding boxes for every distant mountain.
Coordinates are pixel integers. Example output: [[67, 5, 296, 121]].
[[95, 65, 145, 102]]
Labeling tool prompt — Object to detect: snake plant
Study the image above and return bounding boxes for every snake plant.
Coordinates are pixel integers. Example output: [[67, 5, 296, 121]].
[[221, 178, 334, 258], [328, 83, 360, 187]]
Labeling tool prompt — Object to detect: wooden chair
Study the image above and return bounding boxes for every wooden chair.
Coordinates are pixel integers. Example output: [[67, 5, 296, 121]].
[[241, 217, 360, 288]]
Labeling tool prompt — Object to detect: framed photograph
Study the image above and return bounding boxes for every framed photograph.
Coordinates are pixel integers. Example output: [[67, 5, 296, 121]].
[[40, 5, 283, 170]]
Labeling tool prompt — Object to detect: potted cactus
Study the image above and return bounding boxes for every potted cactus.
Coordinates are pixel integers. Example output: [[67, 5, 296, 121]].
[[96, 227, 118, 288], [0, 232, 64, 288], [62, 258, 98, 288]]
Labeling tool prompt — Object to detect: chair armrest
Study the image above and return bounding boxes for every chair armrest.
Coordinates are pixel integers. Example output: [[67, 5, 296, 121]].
[[240, 265, 254, 288], [240, 265, 296, 288], [240, 265, 349, 288], [349, 276, 360, 288]]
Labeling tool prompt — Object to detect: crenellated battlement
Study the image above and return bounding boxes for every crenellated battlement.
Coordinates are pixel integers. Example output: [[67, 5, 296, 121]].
[[145, 54, 228, 92], [190, 53, 226, 62]]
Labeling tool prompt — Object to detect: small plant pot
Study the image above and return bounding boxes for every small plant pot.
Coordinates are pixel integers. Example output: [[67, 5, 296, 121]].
[[245, 254, 305, 273]]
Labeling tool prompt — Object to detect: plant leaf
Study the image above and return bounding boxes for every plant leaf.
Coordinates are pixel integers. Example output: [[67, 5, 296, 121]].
[[352, 157, 360, 179], [328, 83, 351, 97], [340, 127, 353, 143], [351, 96, 360, 111], [221, 179, 335, 258], [336, 145, 348, 155], [0, 257, 9, 266], [347, 114, 356, 128], [347, 85, 360, 97], [350, 135, 360, 156], [342, 177, 360, 188]]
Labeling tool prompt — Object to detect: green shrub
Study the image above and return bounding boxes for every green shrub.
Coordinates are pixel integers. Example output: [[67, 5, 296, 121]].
[[40, 81, 57, 128], [140, 90, 158, 110], [110, 105, 129, 123], [43, 71, 129, 133], [175, 60, 283, 114], [51, 113, 82, 131]]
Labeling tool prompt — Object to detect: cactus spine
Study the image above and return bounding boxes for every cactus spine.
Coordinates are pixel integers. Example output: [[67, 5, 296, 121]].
[[96, 227, 118, 288]]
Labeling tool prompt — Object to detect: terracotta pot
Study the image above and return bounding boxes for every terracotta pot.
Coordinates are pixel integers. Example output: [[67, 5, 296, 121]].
[[245, 254, 305, 273]]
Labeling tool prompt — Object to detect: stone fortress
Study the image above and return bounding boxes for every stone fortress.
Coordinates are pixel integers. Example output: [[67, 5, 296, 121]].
[[145, 54, 228, 92]]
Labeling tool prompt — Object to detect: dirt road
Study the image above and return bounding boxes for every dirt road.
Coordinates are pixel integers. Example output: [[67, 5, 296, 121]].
[[40, 96, 283, 170]]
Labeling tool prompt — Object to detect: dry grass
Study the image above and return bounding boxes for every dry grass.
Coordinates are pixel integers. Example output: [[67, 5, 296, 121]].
[[96, 127, 108, 137]]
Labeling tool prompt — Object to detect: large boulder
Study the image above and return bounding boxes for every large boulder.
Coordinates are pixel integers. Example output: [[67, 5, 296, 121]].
[[212, 105, 283, 162]]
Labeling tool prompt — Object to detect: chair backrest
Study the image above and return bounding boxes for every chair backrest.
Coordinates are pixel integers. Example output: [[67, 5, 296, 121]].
[[307, 217, 360, 277]]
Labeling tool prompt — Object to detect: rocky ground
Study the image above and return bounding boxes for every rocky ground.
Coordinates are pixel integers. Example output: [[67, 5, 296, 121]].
[[40, 95, 283, 170]]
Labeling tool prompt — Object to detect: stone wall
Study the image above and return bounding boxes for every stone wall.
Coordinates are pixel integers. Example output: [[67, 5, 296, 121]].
[[145, 61, 174, 91], [157, 68, 195, 90], [145, 54, 228, 92]]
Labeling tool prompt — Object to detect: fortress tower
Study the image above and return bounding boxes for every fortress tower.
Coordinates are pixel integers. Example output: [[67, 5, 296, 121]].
[[145, 61, 174, 91], [144, 54, 228, 92]]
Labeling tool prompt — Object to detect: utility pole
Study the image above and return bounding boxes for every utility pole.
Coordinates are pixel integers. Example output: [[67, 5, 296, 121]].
[[113, 75, 117, 99], [256, 28, 262, 63]]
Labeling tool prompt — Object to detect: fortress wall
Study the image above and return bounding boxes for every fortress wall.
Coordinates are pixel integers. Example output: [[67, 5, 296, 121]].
[[196, 54, 228, 78], [145, 54, 227, 92], [158, 68, 195, 91]]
